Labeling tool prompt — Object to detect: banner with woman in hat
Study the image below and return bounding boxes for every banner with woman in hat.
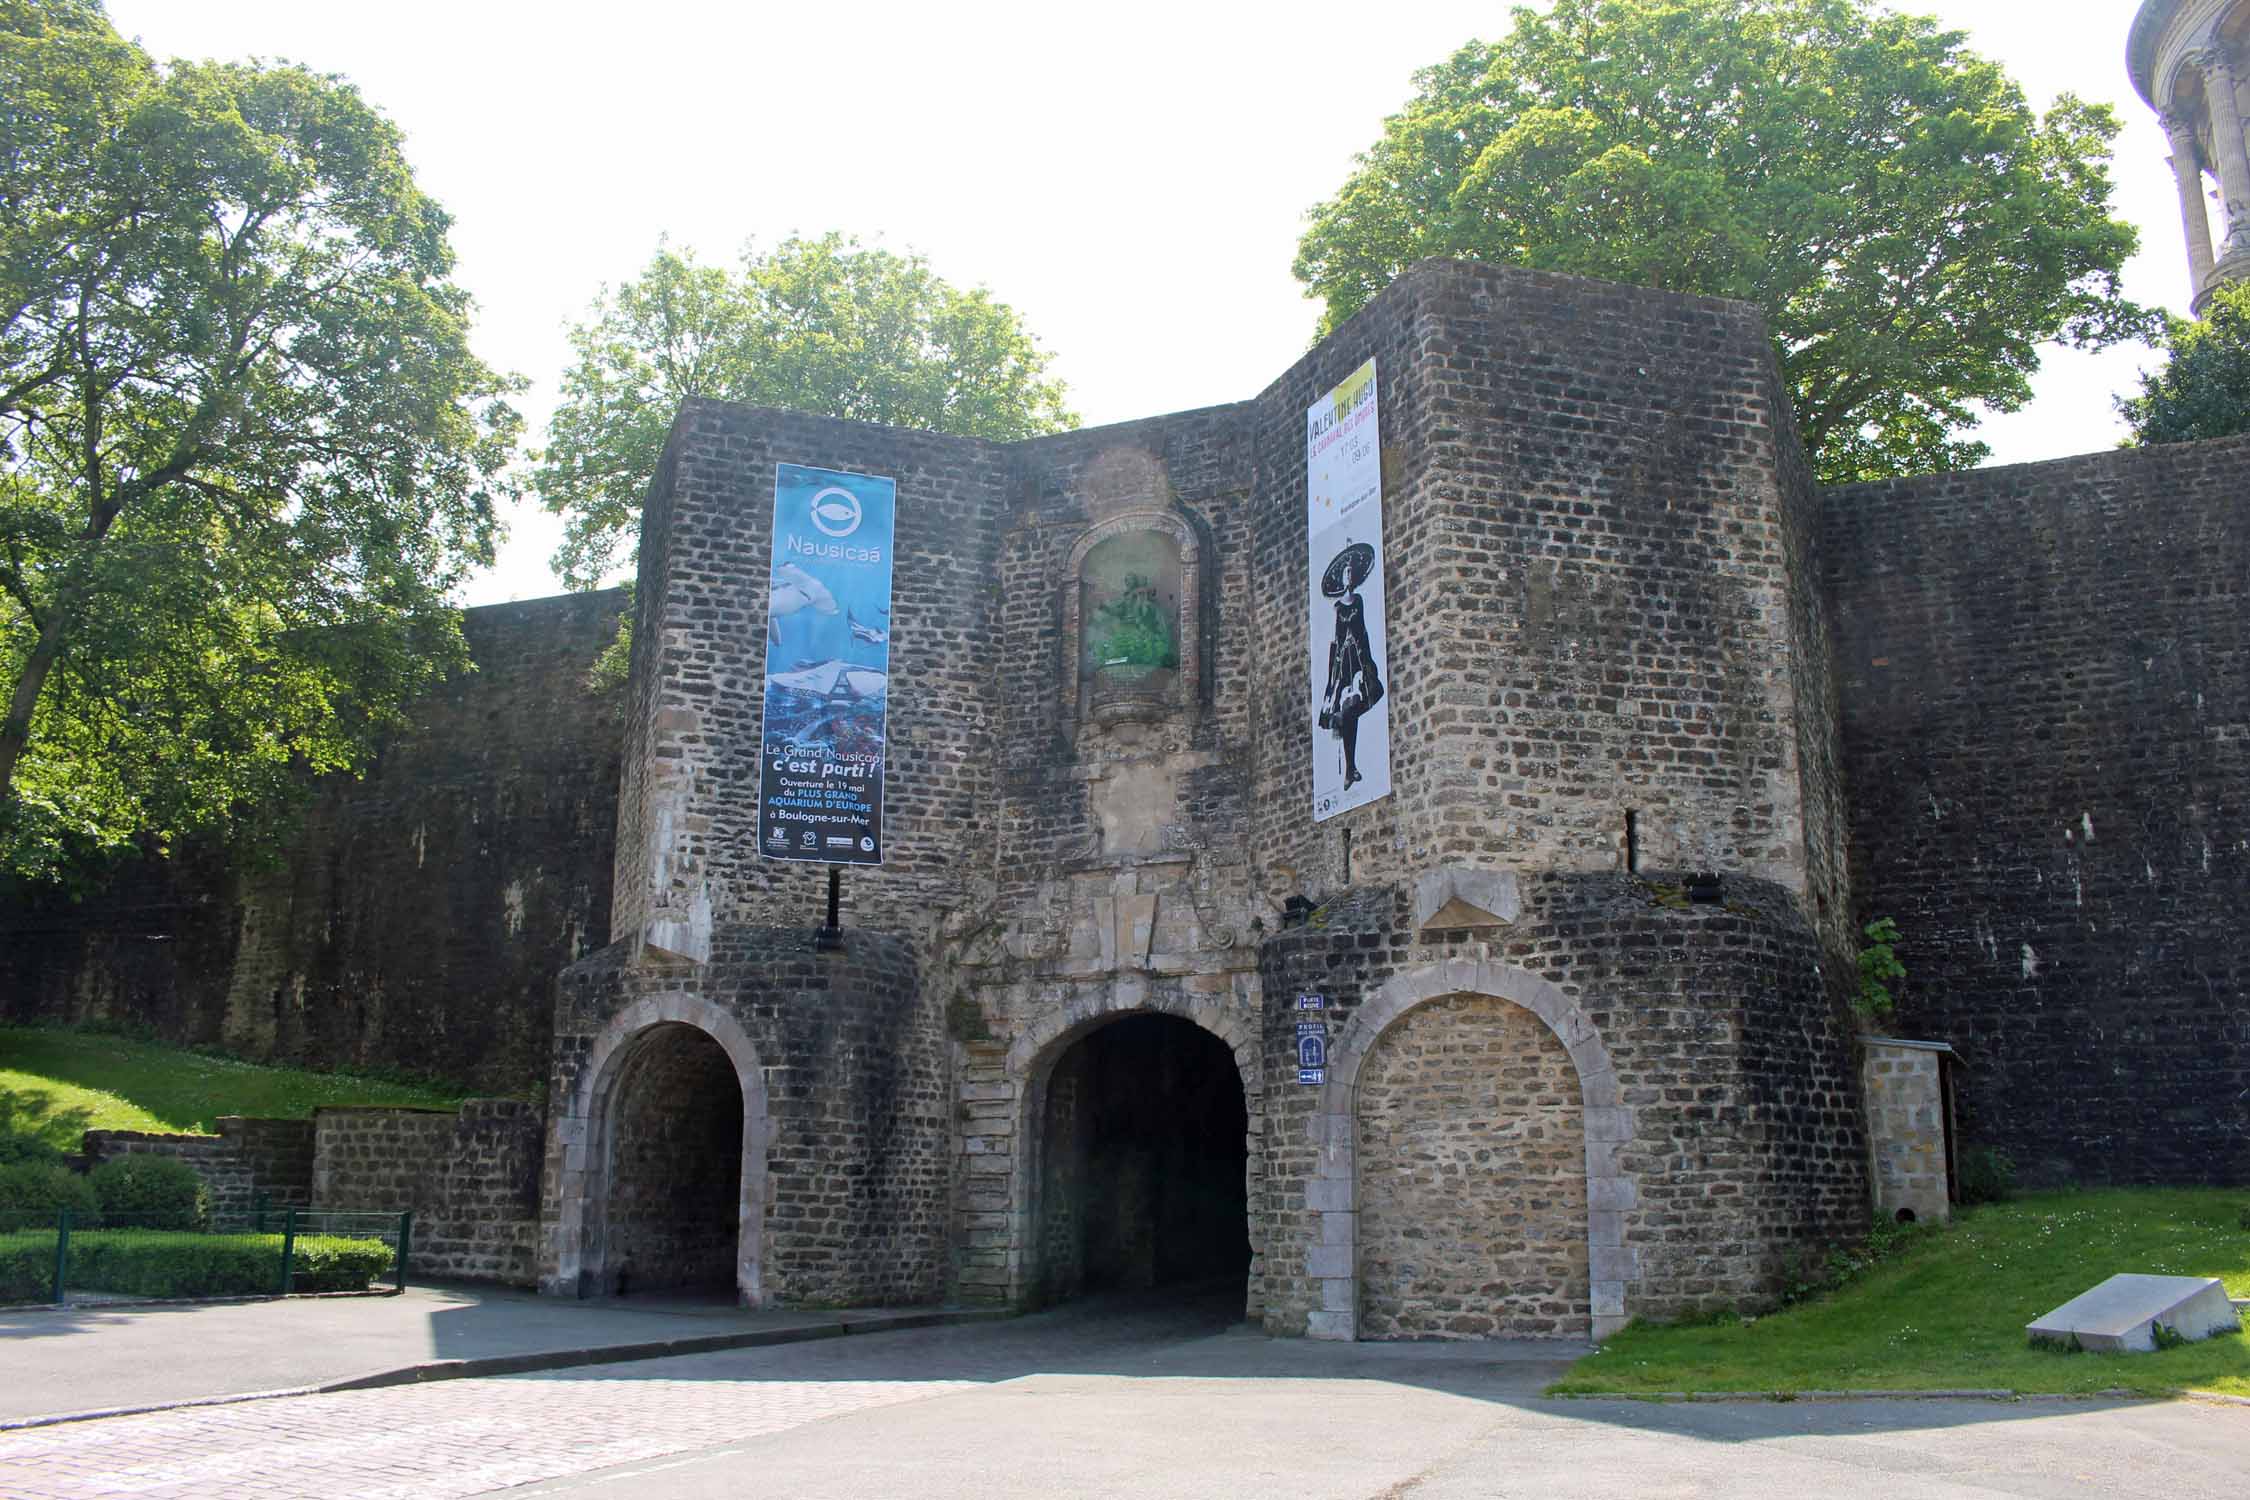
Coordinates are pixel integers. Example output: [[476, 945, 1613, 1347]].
[[1306, 359, 1392, 821]]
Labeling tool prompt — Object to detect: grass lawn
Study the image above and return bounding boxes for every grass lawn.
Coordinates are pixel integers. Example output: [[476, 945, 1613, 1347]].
[[1551, 1189, 2250, 1398], [0, 1025, 469, 1142]]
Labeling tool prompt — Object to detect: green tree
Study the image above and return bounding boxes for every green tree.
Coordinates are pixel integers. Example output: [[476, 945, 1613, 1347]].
[[1293, 0, 2153, 483], [2118, 281, 2250, 446], [534, 236, 1075, 590], [0, 1, 520, 881]]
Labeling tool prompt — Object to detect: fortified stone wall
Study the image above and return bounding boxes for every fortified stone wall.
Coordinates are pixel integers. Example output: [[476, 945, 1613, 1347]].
[[1824, 440, 2250, 1186], [314, 1101, 545, 1284], [0, 590, 628, 1092]]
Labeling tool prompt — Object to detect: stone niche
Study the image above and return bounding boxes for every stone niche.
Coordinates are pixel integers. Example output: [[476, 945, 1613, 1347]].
[[1063, 511, 1202, 733]]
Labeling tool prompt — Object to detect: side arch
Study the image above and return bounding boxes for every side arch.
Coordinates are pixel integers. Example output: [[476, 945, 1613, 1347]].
[[1007, 988, 1262, 1312], [545, 992, 773, 1305], [1307, 958, 1636, 1339]]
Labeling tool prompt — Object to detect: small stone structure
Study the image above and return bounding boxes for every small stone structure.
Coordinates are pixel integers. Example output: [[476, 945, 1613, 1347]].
[[81, 1104, 545, 1285], [1859, 1039, 1957, 1226]]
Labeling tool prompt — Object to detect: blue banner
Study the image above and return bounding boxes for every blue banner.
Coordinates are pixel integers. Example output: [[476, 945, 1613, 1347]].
[[757, 463, 896, 866]]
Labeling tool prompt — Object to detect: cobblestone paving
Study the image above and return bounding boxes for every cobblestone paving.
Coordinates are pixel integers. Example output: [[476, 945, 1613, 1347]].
[[0, 1370, 979, 1499], [0, 1293, 1241, 1500]]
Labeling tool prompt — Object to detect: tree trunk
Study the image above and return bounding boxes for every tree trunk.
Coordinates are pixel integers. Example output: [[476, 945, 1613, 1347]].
[[0, 604, 74, 801]]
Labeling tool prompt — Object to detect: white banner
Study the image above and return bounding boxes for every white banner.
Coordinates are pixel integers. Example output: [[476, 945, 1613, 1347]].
[[1307, 358, 1391, 822]]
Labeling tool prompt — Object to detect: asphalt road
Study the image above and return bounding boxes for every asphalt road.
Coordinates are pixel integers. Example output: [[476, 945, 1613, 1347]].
[[5, 1287, 2244, 1499]]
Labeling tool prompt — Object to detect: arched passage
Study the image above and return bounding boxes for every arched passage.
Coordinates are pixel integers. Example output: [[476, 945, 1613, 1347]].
[[603, 1023, 743, 1294], [1020, 1008, 1253, 1312], [547, 993, 771, 1305], [1308, 959, 1636, 1341]]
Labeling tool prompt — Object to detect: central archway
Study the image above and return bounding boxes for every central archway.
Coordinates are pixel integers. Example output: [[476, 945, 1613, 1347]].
[[1029, 1012, 1250, 1309]]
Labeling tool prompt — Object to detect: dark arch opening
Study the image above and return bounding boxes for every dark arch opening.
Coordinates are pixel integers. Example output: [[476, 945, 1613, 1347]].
[[603, 1023, 744, 1297], [1036, 1013, 1248, 1307]]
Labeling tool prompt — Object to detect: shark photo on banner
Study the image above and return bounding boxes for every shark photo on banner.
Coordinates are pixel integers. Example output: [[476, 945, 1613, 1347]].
[[1307, 359, 1391, 821], [758, 462, 896, 865]]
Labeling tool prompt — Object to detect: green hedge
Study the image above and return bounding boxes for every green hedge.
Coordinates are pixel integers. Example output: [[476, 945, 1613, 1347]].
[[89, 1157, 206, 1230], [0, 1230, 394, 1302], [0, 1162, 99, 1229], [0, 1233, 54, 1301]]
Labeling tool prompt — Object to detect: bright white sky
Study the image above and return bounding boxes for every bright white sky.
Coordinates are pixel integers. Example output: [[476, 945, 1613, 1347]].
[[105, 0, 2190, 606]]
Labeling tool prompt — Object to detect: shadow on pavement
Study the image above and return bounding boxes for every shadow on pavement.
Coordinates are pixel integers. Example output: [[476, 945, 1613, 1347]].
[[461, 1279, 2189, 1444]]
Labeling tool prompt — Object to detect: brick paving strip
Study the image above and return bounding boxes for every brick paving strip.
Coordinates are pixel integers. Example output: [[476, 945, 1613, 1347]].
[[0, 1369, 979, 1500]]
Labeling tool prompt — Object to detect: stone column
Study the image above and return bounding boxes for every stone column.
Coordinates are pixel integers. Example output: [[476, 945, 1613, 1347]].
[[2194, 48, 2250, 260], [2163, 114, 2218, 295]]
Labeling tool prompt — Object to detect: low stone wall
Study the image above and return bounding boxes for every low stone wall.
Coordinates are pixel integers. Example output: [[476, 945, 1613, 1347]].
[[313, 1101, 544, 1285], [81, 1117, 315, 1225]]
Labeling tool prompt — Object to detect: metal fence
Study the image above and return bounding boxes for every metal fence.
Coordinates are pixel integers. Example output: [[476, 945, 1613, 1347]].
[[0, 1204, 412, 1306]]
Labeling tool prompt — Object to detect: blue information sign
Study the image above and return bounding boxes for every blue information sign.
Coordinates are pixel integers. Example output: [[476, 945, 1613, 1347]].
[[756, 463, 896, 866]]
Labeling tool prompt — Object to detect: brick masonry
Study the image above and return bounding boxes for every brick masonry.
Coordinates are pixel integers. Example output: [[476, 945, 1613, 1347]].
[[542, 929, 950, 1308], [1257, 873, 1865, 1339], [314, 1102, 545, 1284], [1356, 994, 1590, 1338]]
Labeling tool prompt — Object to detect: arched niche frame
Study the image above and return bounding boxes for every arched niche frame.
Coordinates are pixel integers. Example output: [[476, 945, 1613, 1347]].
[[1305, 958, 1637, 1341], [1062, 510, 1203, 734]]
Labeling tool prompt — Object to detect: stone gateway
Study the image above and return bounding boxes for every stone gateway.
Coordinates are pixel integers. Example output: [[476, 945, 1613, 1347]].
[[541, 258, 1873, 1340], [11, 258, 2248, 1339]]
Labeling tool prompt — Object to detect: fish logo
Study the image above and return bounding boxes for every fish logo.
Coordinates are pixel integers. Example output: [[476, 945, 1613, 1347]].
[[808, 485, 863, 538]]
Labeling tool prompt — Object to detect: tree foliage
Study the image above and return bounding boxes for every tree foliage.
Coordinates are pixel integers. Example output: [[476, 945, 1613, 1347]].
[[2117, 281, 2250, 447], [534, 236, 1076, 590], [0, 0, 520, 881], [1293, 0, 2154, 482]]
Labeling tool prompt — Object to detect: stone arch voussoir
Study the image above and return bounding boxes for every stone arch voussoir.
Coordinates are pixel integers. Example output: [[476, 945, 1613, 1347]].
[[1307, 959, 1634, 1341]]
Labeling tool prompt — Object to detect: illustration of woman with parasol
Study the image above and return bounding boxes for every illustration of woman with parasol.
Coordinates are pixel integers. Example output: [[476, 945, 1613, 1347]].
[[1318, 540, 1383, 788]]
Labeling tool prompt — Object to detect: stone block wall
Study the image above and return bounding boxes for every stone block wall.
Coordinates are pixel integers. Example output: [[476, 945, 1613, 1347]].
[[81, 1117, 316, 1226], [1825, 439, 2250, 1185], [313, 1101, 544, 1284], [1, 590, 628, 1092], [1861, 1040, 1953, 1225], [1356, 993, 1589, 1338]]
